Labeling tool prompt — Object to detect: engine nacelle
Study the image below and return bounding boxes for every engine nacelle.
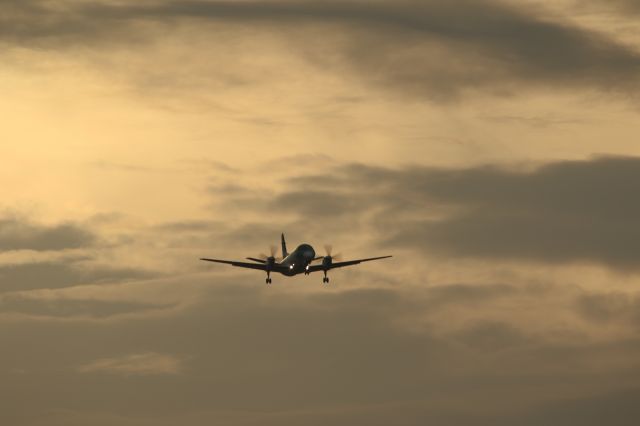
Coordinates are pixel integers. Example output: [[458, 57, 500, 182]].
[[322, 256, 332, 269], [265, 257, 276, 270]]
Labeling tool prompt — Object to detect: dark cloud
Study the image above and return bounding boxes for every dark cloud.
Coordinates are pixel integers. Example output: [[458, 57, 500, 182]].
[[0, 296, 175, 319], [0, 260, 154, 293], [187, 155, 640, 270], [281, 156, 640, 270], [614, 0, 640, 12], [515, 387, 640, 426], [383, 157, 640, 269], [425, 282, 518, 304], [576, 291, 640, 324], [579, 0, 640, 14], [0, 217, 96, 251], [2, 1, 640, 101], [1, 277, 639, 425], [269, 190, 369, 218]]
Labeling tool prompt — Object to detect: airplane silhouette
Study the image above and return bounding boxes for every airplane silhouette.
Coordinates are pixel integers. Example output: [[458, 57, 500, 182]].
[[200, 233, 391, 284]]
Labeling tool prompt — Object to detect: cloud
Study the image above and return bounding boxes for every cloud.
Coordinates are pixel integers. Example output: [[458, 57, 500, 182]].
[[453, 320, 531, 350], [270, 190, 370, 218], [3, 1, 640, 101], [576, 291, 640, 325], [1, 274, 639, 425], [0, 296, 176, 319], [515, 387, 640, 426], [580, 0, 640, 14], [0, 217, 96, 252], [77, 352, 183, 376], [90, 161, 154, 173], [168, 155, 640, 271], [278, 156, 640, 270], [0, 260, 154, 293]]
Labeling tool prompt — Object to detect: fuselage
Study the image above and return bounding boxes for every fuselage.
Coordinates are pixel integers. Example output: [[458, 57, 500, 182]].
[[278, 243, 316, 276]]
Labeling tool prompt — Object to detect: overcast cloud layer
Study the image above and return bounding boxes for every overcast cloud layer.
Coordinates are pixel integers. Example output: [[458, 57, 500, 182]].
[[3, 0, 640, 101], [1, 0, 640, 425]]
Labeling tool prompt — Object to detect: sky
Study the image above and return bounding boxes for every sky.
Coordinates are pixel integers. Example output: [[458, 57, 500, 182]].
[[1, 0, 640, 424]]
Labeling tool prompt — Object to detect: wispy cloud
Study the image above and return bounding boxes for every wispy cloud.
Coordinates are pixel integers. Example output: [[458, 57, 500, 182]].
[[78, 352, 183, 376], [0, 216, 96, 252], [0, 259, 154, 293]]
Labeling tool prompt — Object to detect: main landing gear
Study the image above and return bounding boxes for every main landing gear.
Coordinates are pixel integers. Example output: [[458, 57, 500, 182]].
[[265, 272, 272, 285], [322, 271, 330, 284]]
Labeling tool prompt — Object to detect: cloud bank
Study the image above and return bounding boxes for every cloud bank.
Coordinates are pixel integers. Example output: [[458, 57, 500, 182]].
[[3, 0, 640, 101], [278, 156, 640, 270]]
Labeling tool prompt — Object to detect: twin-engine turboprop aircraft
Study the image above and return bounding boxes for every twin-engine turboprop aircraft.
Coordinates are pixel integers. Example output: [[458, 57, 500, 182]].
[[200, 234, 391, 284]]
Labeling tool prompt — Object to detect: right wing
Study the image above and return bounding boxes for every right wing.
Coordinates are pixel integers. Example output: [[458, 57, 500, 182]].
[[306, 255, 392, 272], [200, 258, 286, 272]]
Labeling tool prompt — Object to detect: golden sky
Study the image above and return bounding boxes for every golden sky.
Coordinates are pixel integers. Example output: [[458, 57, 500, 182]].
[[2, 1, 640, 424]]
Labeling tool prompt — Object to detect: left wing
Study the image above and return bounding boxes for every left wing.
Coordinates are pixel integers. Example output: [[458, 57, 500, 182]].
[[306, 255, 392, 273], [200, 258, 287, 272]]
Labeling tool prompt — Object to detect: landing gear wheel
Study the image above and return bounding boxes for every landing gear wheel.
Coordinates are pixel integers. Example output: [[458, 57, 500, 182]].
[[266, 277, 272, 284], [323, 277, 330, 284]]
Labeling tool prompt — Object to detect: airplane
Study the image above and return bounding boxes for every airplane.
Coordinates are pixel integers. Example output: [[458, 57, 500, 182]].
[[200, 233, 391, 284]]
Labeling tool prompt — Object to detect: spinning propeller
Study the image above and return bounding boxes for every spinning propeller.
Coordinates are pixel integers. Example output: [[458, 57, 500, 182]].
[[246, 245, 281, 265], [259, 245, 281, 262], [319, 244, 342, 283], [323, 244, 342, 262]]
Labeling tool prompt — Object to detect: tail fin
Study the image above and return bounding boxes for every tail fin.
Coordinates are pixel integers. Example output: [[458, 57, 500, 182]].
[[281, 233, 288, 258]]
